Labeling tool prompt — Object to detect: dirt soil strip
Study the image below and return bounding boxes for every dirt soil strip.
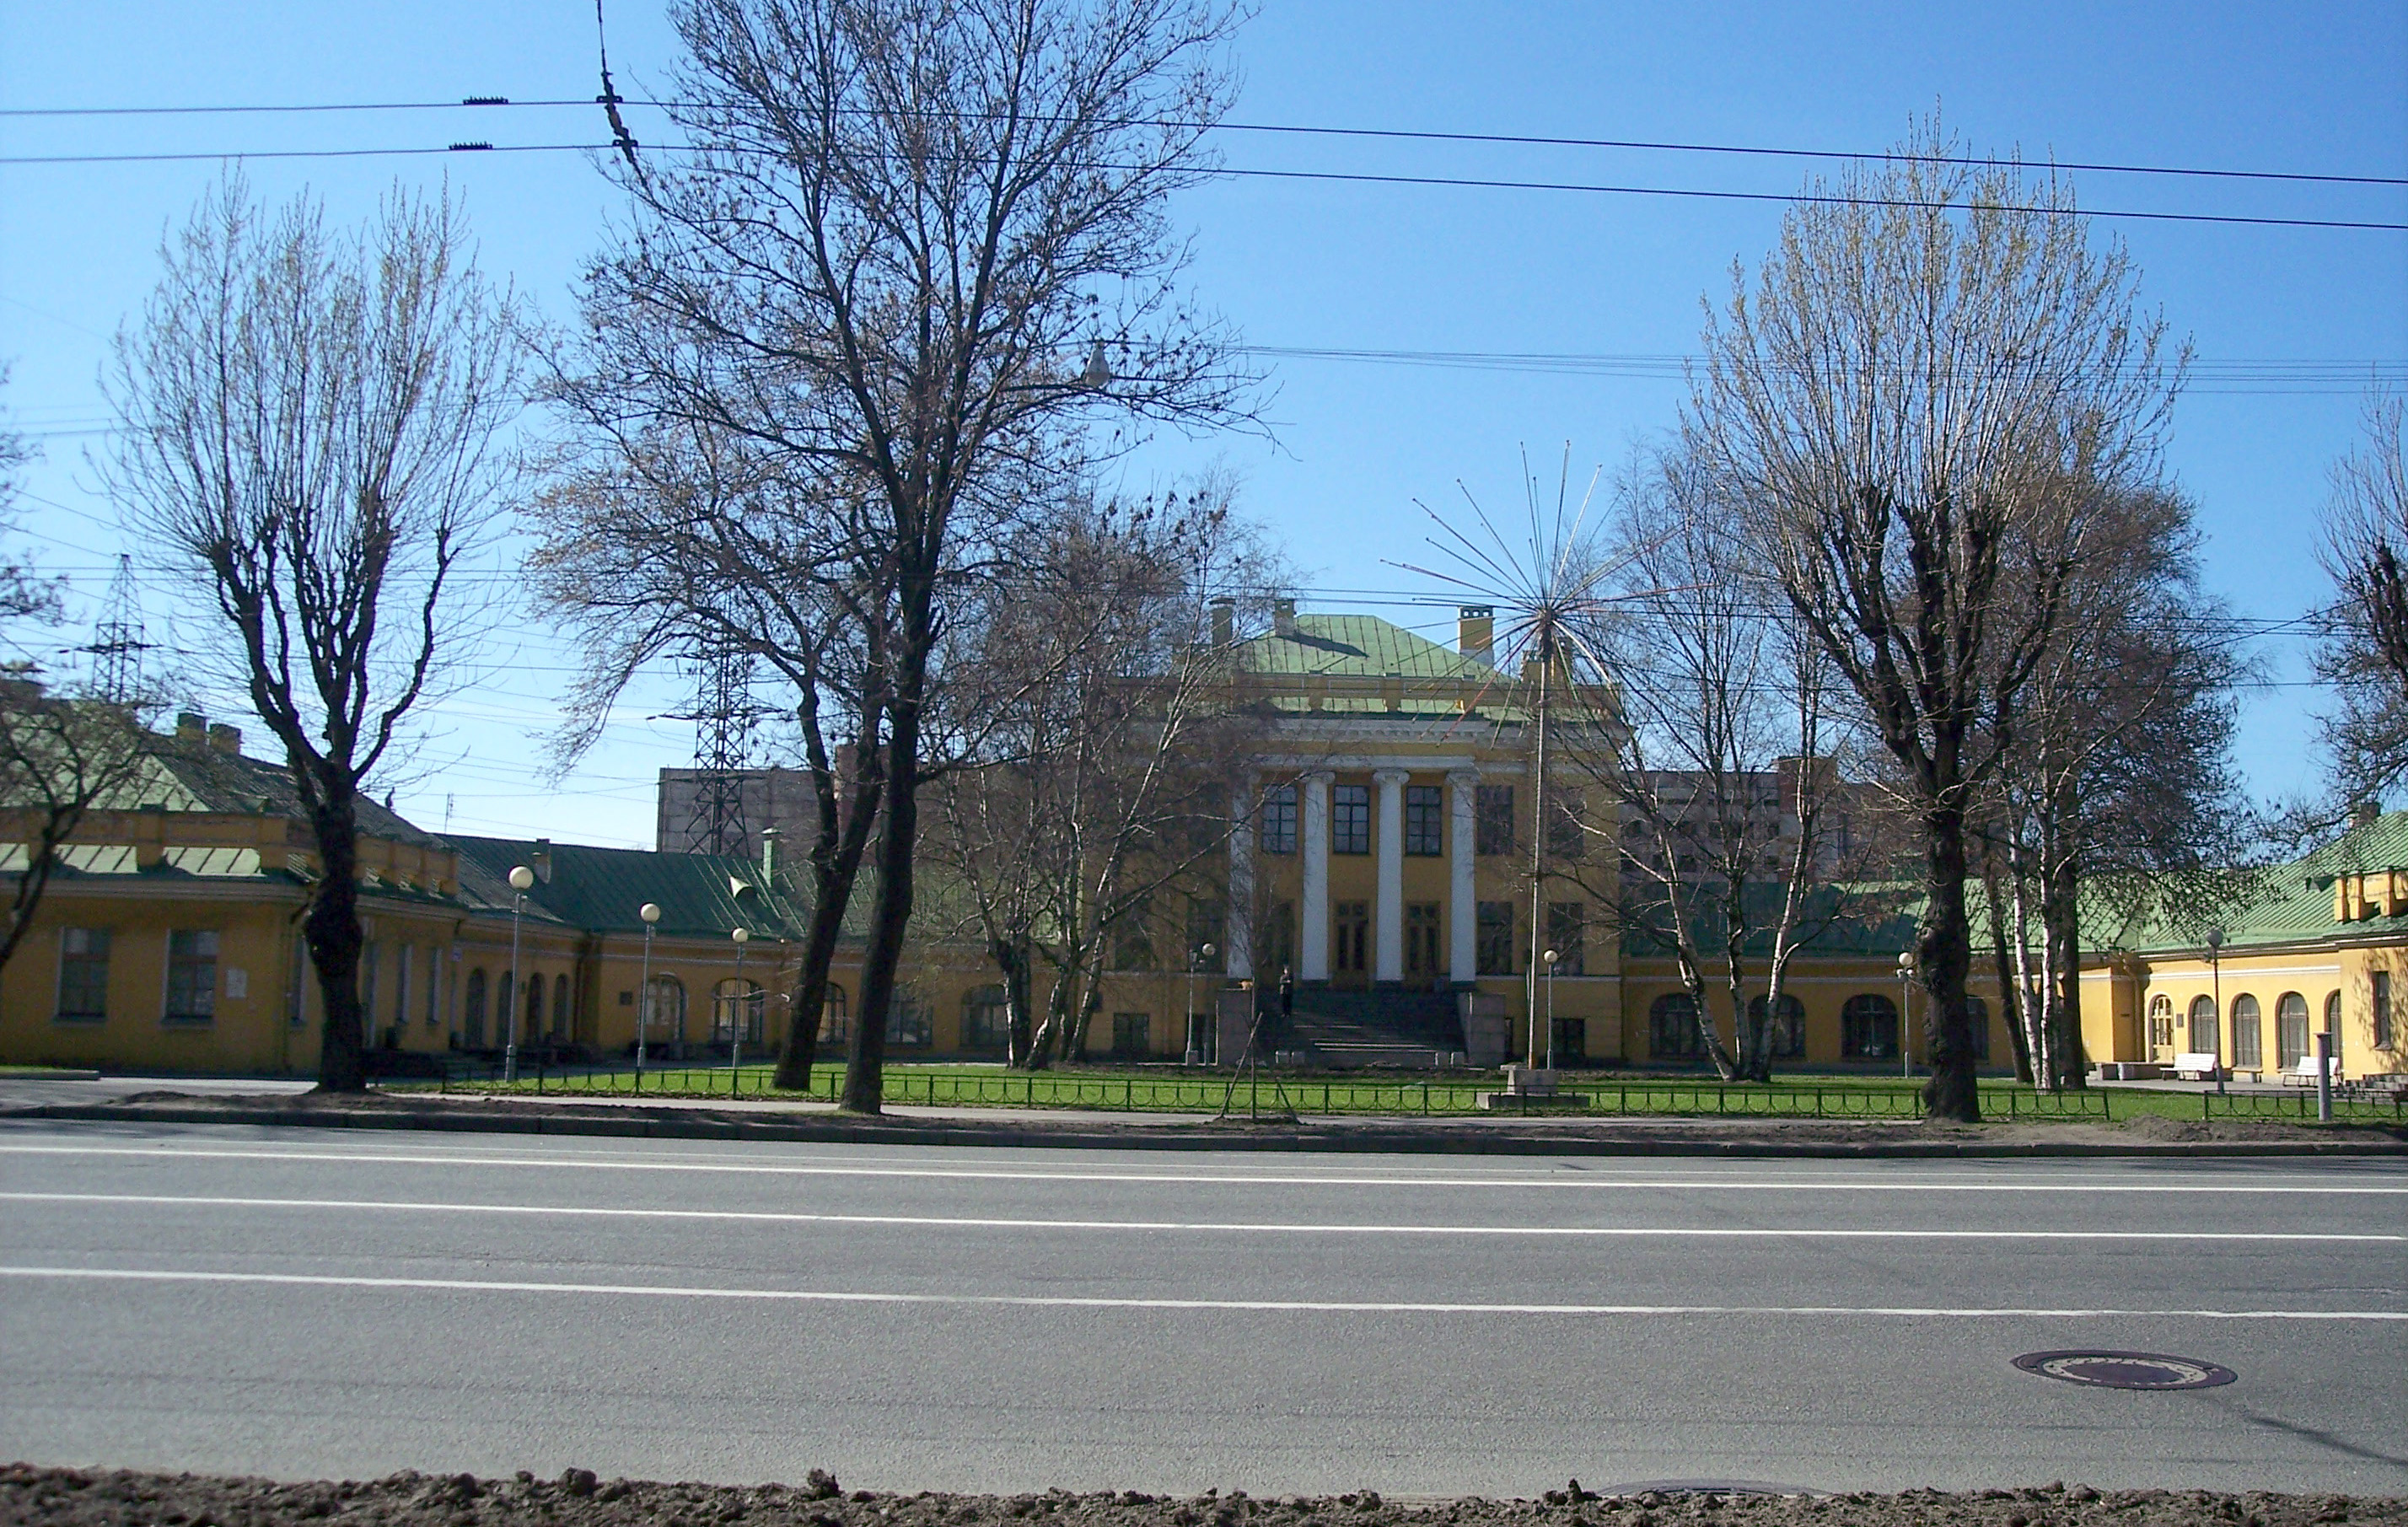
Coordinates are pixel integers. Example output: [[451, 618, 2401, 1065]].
[[4, 1467, 2402, 1527]]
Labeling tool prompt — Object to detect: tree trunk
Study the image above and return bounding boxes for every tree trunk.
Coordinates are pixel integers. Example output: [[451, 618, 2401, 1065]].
[[1918, 799, 1982, 1122], [2042, 831, 2088, 1089], [772, 771, 880, 1092], [1988, 872, 2035, 1084], [995, 937, 1035, 1067], [306, 791, 369, 1094]]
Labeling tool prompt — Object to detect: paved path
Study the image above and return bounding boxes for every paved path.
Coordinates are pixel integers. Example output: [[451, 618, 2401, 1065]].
[[0, 1117, 2401, 1497]]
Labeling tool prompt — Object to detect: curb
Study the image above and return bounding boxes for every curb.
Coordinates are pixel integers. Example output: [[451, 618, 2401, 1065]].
[[7, 1100, 2406, 1158]]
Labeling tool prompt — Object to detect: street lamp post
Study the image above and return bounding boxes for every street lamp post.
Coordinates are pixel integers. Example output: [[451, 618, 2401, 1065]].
[[1186, 942, 1217, 1065], [504, 864, 534, 1083], [1896, 949, 1916, 1079], [1541, 949, 1560, 1071], [729, 927, 750, 1095], [635, 902, 661, 1083], [2206, 927, 2227, 1096]]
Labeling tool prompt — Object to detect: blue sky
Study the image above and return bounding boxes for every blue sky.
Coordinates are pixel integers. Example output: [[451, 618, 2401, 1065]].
[[3, 1, 2404, 847]]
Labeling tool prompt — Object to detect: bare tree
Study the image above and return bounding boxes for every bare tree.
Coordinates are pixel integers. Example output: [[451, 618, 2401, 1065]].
[[573, 0, 1256, 1112], [2316, 387, 2408, 814], [0, 364, 56, 636], [102, 176, 521, 1093], [0, 680, 161, 979], [1689, 121, 2181, 1120]]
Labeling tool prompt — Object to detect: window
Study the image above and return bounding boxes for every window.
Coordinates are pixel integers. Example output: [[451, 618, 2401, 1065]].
[[963, 986, 1011, 1052], [1332, 900, 1369, 976], [1259, 901, 1297, 978], [1748, 993, 1806, 1059], [885, 983, 932, 1046], [1405, 902, 1442, 977], [2231, 994, 2262, 1069], [2276, 993, 2310, 1069], [643, 976, 686, 1044], [553, 973, 572, 1037], [819, 983, 850, 1045], [713, 979, 765, 1046], [1187, 897, 1225, 971], [1405, 785, 1443, 856], [1475, 785, 1515, 857], [1966, 995, 1991, 1061], [2147, 994, 2175, 1051], [394, 944, 412, 1032], [56, 928, 109, 1020], [2188, 994, 2218, 1057], [1332, 784, 1371, 854], [2325, 989, 2342, 1049], [2378, 971, 2396, 1050], [164, 930, 218, 1023], [1547, 790, 1587, 862], [1649, 992, 1704, 1060], [465, 968, 488, 1046], [1259, 785, 1298, 855], [1545, 902, 1585, 976], [427, 948, 443, 1028], [1112, 897, 1155, 971], [1475, 901, 1514, 976], [1841, 993, 1899, 1059], [1110, 1012, 1152, 1057], [524, 971, 544, 1034], [1551, 1017, 1587, 1064]]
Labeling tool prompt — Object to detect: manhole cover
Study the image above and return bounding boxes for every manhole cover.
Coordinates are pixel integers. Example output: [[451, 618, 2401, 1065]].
[[2013, 1350, 2236, 1390]]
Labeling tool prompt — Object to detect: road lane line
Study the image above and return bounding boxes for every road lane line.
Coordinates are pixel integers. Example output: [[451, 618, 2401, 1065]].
[[2, 1265, 2400, 1320], [3, 1143, 2401, 1193], [6, 1191, 2399, 1242]]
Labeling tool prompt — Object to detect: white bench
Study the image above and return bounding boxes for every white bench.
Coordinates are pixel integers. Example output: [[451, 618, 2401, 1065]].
[[2173, 1052, 2223, 1082], [2279, 1056, 2341, 1087]]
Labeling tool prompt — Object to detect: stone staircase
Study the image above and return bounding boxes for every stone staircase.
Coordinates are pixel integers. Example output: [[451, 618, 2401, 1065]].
[[1282, 987, 1465, 1069]]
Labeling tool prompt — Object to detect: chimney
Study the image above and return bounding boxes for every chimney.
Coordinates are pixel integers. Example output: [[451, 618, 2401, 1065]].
[[531, 837, 553, 884], [1208, 596, 1235, 646], [207, 722, 241, 755], [2352, 799, 2382, 832], [176, 712, 206, 744], [760, 825, 781, 879], [1273, 598, 1297, 637], [1458, 605, 1494, 662]]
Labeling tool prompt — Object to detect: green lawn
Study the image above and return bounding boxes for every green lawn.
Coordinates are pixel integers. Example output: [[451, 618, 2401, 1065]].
[[396, 1061, 2405, 1123]]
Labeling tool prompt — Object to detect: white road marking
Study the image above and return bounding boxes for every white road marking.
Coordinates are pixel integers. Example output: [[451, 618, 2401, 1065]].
[[2, 1264, 2400, 1320], [6, 1191, 2400, 1242], [3, 1142, 2402, 1193]]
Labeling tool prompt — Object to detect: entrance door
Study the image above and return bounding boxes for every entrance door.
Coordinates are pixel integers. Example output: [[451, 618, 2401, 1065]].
[[1331, 901, 1369, 985], [1406, 902, 1442, 985]]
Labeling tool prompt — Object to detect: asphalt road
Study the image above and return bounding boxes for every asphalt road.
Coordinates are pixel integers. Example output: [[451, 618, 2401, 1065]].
[[1, 1119, 2401, 1498]]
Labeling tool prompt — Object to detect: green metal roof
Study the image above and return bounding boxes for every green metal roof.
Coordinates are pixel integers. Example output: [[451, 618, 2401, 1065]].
[[445, 836, 814, 940], [1239, 614, 1502, 682]]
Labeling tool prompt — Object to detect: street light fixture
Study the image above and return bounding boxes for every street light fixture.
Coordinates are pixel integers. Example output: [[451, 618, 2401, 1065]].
[[2206, 927, 2227, 1096], [1541, 948, 1559, 1071], [1895, 949, 1916, 1078], [730, 927, 750, 1094], [504, 863, 534, 1083], [635, 901, 661, 1083]]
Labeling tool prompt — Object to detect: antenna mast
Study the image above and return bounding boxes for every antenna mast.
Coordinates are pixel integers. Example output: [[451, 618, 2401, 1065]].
[[85, 554, 153, 702]]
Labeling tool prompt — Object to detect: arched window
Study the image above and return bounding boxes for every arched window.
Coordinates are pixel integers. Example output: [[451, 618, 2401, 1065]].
[[642, 976, 686, 1042], [1647, 992, 1703, 1061], [2188, 994, 2219, 1057], [1965, 996, 1991, 1061], [1746, 993, 1806, 1059], [712, 979, 765, 1046], [2147, 994, 2175, 1051], [1841, 994, 1899, 1060], [2326, 990, 2346, 1057], [819, 983, 850, 1045], [553, 974, 572, 1038], [963, 985, 1010, 1053], [525, 971, 544, 1033], [2276, 992, 2310, 1069], [886, 982, 933, 1047], [2230, 993, 2262, 1070], [463, 968, 488, 1048]]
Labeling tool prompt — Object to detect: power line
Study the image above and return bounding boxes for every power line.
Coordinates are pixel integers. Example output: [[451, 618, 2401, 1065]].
[[3, 94, 2400, 190], [0, 142, 2400, 234]]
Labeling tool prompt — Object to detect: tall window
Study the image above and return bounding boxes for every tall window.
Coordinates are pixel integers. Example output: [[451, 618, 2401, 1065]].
[[1110, 1012, 1151, 1057], [465, 969, 488, 1046], [2231, 994, 2262, 1069], [1475, 785, 1515, 856], [56, 928, 110, 1020], [2147, 994, 2175, 1051], [164, 930, 218, 1023], [1649, 992, 1703, 1059], [1259, 900, 1297, 977], [524, 971, 544, 1035], [2188, 995, 2218, 1057], [1551, 1017, 1588, 1063], [1332, 900, 1369, 976], [643, 975, 685, 1043], [1475, 901, 1514, 976], [819, 983, 849, 1045], [1404, 785, 1443, 856], [394, 944, 412, 1032], [1112, 897, 1156, 971], [2377, 971, 2396, 1050], [1545, 902, 1586, 976], [553, 973, 572, 1037], [1965, 995, 1991, 1061], [427, 948, 444, 1027], [1405, 902, 1441, 977], [713, 979, 765, 1045], [1332, 784, 1371, 854], [1259, 785, 1298, 855], [1841, 993, 1899, 1059], [963, 986, 1010, 1052], [2276, 992, 2310, 1069], [1547, 790, 1587, 862], [1748, 992, 1806, 1059], [885, 982, 932, 1046], [1187, 897, 1225, 970]]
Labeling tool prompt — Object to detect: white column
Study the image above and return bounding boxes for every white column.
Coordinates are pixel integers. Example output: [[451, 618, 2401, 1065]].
[[1300, 771, 1332, 981], [1448, 769, 1479, 984], [1373, 768, 1409, 983], [1226, 775, 1255, 981]]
